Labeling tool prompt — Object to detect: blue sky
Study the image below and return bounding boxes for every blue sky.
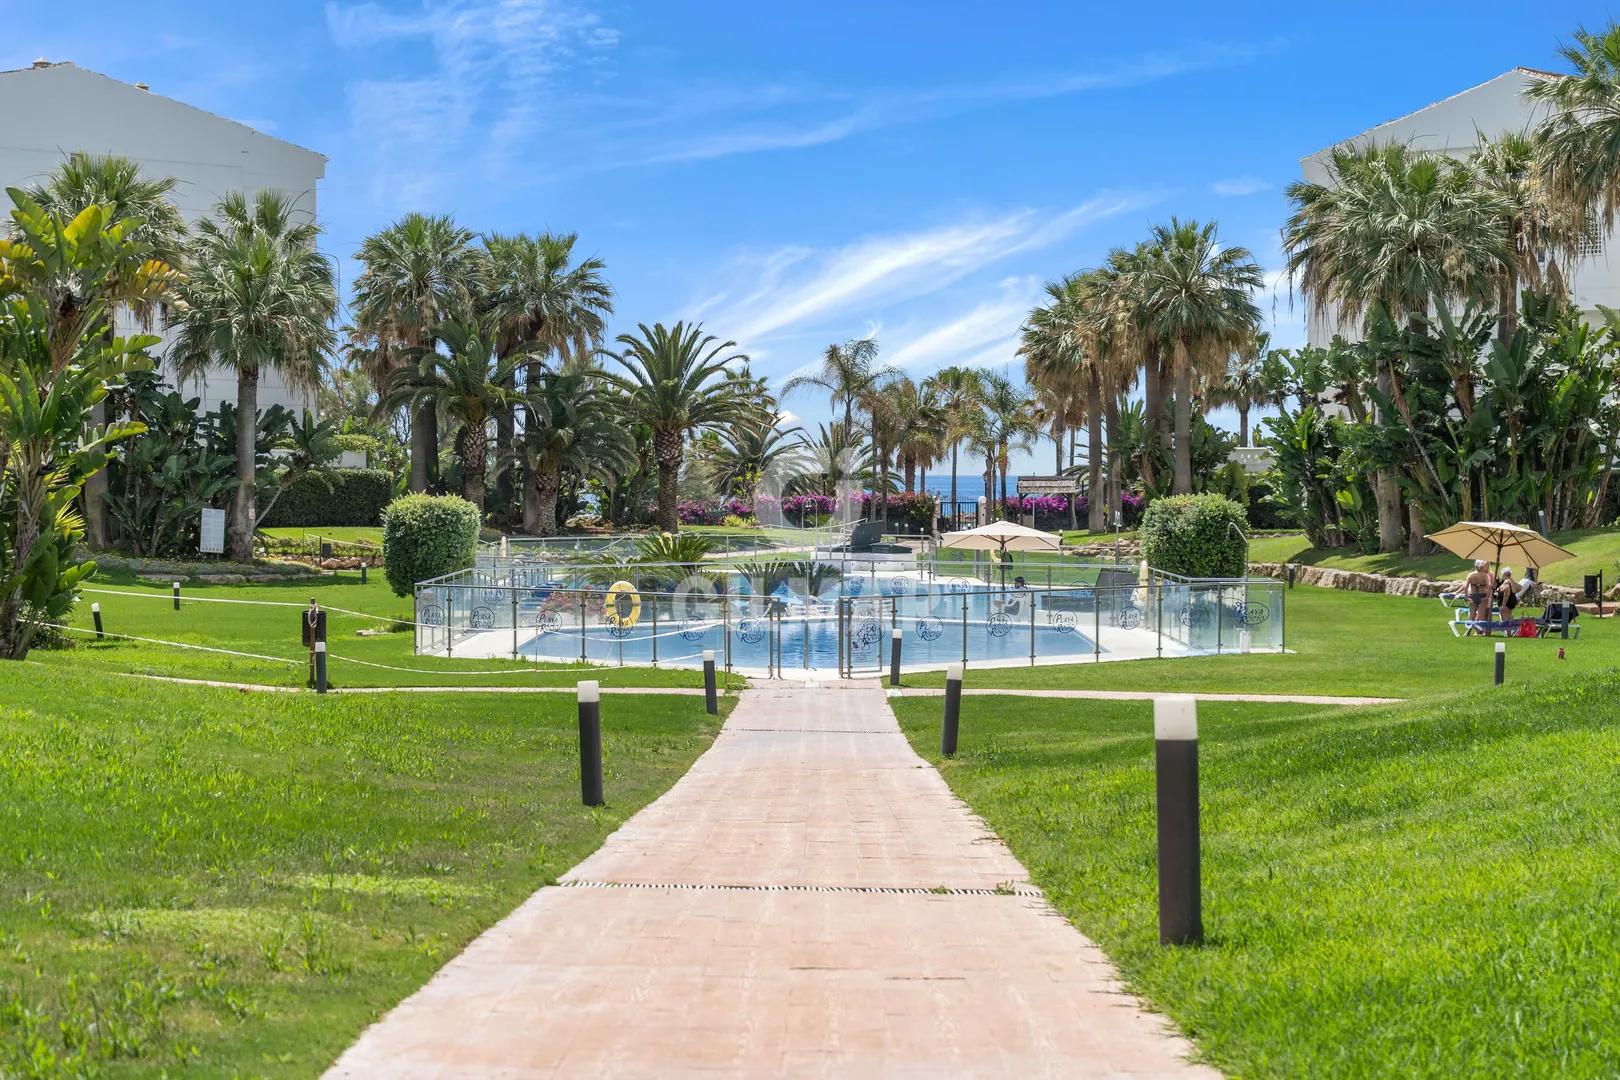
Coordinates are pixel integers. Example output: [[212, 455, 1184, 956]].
[[4, 1, 1608, 473]]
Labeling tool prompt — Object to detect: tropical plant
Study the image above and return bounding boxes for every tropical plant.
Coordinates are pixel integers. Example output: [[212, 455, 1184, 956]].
[[968, 372, 1039, 516], [351, 213, 484, 492], [921, 366, 982, 524], [257, 410, 344, 529], [517, 366, 636, 534], [782, 337, 894, 437], [169, 190, 337, 560], [1211, 331, 1269, 445], [1530, 25, 1620, 232], [604, 322, 756, 531], [379, 318, 520, 515]]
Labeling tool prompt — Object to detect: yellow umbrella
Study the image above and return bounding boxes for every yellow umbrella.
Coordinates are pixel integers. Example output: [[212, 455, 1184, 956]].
[[1424, 521, 1574, 571]]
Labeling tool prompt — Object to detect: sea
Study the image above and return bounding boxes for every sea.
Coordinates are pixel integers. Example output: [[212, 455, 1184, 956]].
[[920, 474, 1016, 509]]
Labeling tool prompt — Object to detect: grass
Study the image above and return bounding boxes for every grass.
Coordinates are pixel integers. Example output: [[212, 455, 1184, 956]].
[[902, 585, 1615, 698], [1248, 528, 1620, 589], [0, 662, 727, 1078], [37, 568, 743, 691], [258, 527, 383, 546], [891, 679, 1620, 1077]]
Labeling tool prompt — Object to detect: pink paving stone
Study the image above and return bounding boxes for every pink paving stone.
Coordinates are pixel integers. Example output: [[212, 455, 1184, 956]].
[[326, 683, 1219, 1078]]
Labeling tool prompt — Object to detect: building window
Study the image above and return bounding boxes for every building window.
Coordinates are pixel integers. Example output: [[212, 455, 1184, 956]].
[[1578, 214, 1605, 258]]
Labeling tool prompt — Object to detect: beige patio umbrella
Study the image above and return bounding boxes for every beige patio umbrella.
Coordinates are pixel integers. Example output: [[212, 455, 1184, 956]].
[[940, 520, 1062, 586], [1424, 521, 1574, 571]]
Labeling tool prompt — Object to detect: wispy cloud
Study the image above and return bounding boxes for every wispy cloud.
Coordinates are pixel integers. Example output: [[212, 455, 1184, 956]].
[[885, 277, 1041, 373], [695, 191, 1157, 352], [1210, 176, 1272, 197]]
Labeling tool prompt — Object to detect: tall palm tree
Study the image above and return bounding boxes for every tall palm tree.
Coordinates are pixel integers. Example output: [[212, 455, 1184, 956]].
[[379, 318, 520, 514], [1471, 131, 1579, 344], [170, 190, 337, 561], [484, 232, 614, 528], [972, 372, 1038, 517], [605, 322, 756, 531], [1021, 275, 1093, 529], [518, 367, 635, 534], [1106, 243, 1168, 489], [920, 366, 982, 527], [351, 213, 483, 492], [1284, 144, 1510, 550], [711, 412, 805, 498], [22, 152, 187, 549], [1138, 219, 1263, 495], [783, 337, 895, 440], [1212, 331, 1269, 445], [888, 377, 945, 494], [1531, 25, 1620, 231]]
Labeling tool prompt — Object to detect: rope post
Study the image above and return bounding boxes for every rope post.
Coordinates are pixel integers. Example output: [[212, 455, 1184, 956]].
[[942, 663, 962, 757], [1154, 695, 1201, 946], [703, 650, 718, 714], [577, 680, 604, 807], [172, 581, 180, 611], [1494, 640, 1506, 686], [91, 603, 104, 640], [314, 640, 328, 694], [889, 627, 902, 687]]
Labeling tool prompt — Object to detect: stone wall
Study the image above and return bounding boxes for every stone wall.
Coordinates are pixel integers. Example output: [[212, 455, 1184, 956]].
[[1246, 561, 1587, 604]]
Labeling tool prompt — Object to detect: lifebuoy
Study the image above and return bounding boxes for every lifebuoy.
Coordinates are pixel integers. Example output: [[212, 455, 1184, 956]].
[[605, 580, 642, 628]]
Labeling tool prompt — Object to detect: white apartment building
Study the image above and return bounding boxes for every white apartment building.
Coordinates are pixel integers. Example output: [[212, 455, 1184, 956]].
[[0, 60, 327, 417], [1301, 67, 1620, 347]]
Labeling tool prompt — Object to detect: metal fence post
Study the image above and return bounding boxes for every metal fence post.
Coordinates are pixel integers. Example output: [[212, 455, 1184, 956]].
[[961, 594, 969, 663], [447, 591, 454, 658], [512, 591, 519, 660], [578, 592, 587, 663], [651, 600, 659, 666], [1029, 599, 1036, 666]]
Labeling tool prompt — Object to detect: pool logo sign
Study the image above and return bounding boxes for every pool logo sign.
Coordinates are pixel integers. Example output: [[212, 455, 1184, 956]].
[[469, 606, 496, 630], [1051, 611, 1078, 635], [419, 604, 445, 627], [530, 610, 563, 634], [735, 617, 767, 644], [679, 618, 709, 642], [987, 612, 1013, 638], [914, 616, 943, 641], [850, 620, 882, 649]]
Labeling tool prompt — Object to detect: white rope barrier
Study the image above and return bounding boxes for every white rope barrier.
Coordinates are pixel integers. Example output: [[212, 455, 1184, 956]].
[[43, 622, 305, 665]]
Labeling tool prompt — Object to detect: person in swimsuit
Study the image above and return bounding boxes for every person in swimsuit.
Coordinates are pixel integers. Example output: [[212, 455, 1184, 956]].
[[1464, 560, 1494, 631], [1497, 566, 1521, 618]]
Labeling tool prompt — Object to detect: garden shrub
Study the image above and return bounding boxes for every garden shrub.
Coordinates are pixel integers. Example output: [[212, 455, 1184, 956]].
[[380, 494, 479, 596], [1138, 494, 1248, 578], [264, 468, 393, 527]]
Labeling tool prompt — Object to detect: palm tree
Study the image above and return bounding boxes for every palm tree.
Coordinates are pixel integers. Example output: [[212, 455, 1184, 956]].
[[22, 152, 187, 549], [1531, 25, 1620, 231], [920, 366, 982, 527], [783, 336, 895, 441], [711, 413, 805, 498], [170, 190, 336, 561], [1021, 275, 1092, 530], [1107, 243, 1169, 489], [1471, 131, 1579, 344], [1137, 219, 1263, 495], [972, 372, 1038, 517], [1284, 144, 1510, 550], [484, 232, 614, 527], [887, 377, 945, 494], [518, 367, 635, 534], [351, 213, 484, 492], [605, 322, 756, 531], [1212, 331, 1269, 445], [379, 318, 520, 514]]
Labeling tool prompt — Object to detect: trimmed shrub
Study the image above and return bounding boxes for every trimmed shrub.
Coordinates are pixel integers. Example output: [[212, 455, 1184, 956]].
[[265, 468, 393, 527], [381, 494, 479, 597], [1138, 494, 1247, 578]]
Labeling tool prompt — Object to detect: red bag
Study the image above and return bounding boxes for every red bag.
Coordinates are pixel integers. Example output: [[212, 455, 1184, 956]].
[[1517, 619, 1537, 638]]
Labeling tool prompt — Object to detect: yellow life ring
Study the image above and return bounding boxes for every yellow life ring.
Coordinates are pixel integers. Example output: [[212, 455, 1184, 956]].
[[605, 580, 642, 628]]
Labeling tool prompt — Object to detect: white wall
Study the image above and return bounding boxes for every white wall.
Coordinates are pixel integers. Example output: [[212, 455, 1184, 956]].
[[0, 62, 328, 417], [1299, 69, 1619, 346]]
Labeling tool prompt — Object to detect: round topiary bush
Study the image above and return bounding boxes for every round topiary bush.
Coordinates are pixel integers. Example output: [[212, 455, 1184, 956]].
[[380, 494, 480, 597], [1138, 494, 1248, 578]]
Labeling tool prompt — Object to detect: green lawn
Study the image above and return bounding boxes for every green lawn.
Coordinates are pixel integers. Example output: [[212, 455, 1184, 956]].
[[892, 679, 1620, 1077], [258, 526, 383, 546], [38, 569, 742, 691], [0, 663, 726, 1078], [1248, 528, 1620, 589], [902, 586, 1613, 698]]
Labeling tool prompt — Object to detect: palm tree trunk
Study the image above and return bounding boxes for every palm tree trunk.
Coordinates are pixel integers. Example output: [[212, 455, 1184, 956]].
[[1238, 404, 1250, 446], [1086, 370, 1105, 532], [528, 463, 562, 535], [1172, 341, 1193, 495], [1497, 269, 1517, 345], [1106, 394, 1123, 524], [949, 444, 958, 527], [493, 397, 516, 525], [653, 429, 682, 532], [230, 371, 258, 562], [83, 400, 111, 549], [458, 424, 486, 515], [410, 402, 435, 492], [1143, 341, 1167, 487], [1373, 357, 1404, 553]]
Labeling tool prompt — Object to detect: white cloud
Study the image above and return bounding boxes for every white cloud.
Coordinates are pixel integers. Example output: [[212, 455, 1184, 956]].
[[696, 191, 1157, 350], [885, 277, 1041, 373], [1210, 176, 1272, 197]]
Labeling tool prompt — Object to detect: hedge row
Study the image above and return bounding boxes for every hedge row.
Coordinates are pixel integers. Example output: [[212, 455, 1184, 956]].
[[263, 468, 394, 527]]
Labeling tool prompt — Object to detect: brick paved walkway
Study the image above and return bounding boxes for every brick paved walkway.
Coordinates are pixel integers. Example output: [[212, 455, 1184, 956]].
[[327, 683, 1218, 1078]]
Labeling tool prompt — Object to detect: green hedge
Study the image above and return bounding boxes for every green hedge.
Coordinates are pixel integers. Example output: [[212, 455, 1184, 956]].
[[1139, 493, 1247, 578], [264, 468, 393, 528], [381, 494, 479, 597]]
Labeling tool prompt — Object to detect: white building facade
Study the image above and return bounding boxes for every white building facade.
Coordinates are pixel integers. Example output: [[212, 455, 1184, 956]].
[[1301, 67, 1620, 347], [0, 60, 327, 417]]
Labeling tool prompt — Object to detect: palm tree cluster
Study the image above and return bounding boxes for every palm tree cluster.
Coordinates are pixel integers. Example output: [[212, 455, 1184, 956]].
[[1019, 219, 1264, 529], [1279, 22, 1620, 551]]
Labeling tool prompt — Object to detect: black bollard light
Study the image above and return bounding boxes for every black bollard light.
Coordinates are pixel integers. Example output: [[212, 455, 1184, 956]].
[[172, 581, 181, 610], [1494, 641, 1505, 686], [1286, 563, 1297, 590], [702, 649, 718, 715], [91, 602, 104, 640], [1155, 695, 1202, 946], [360, 560, 368, 585], [314, 640, 328, 694], [577, 680, 604, 806], [889, 628, 903, 687], [941, 663, 962, 757]]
